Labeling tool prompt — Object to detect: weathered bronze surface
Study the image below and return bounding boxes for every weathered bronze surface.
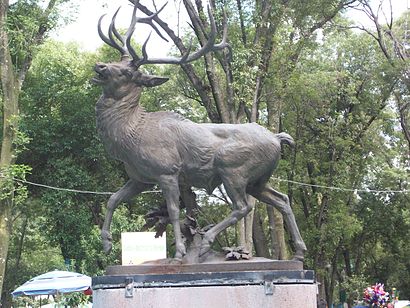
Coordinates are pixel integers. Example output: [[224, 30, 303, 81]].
[[93, 1, 306, 263]]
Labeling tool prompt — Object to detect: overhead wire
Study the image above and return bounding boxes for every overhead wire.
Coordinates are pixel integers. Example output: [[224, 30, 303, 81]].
[[272, 177, 410, 194], [2, 176, 161, 195], [2, 175, 409, 195]]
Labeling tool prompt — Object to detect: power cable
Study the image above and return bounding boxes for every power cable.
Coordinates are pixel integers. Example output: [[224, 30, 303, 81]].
[[272, 177, 409, 194], [2, 176, 161, 195], [2, 175, 409, 195]]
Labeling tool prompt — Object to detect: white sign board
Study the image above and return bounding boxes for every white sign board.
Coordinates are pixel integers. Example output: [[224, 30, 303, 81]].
[[121, 232, 167, 265]]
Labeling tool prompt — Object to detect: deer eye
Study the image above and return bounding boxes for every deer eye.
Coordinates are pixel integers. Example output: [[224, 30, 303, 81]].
[[122, 69, 133, 79]]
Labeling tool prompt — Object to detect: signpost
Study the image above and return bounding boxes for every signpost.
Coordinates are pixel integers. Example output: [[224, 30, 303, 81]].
[[121, 232, 167, 265]]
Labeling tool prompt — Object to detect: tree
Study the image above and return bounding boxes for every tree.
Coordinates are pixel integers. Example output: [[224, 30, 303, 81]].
[[15, 40, 126, 272], [2, 198, 66, 307], [0, 0, 72, 296], [1, 39, 164, 305], [352, 0, 410, 154], [128, 0, 358, 259], [278, 21, 408, 303]]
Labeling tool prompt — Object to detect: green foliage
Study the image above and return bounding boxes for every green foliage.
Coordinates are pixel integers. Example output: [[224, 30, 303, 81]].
[[7, 1, 46, 67], [0, 164, 31, 207], [7, 39, 170, 285], [274, 23, 409, 302], [6, 0, 76, 69], [7, 114, 32, 156], [340, 274, 369, 305], [61, 291, 91, 306], [16, 40, 119, 271], [196, 191, 236, 249], [6, 204, 66, 307]]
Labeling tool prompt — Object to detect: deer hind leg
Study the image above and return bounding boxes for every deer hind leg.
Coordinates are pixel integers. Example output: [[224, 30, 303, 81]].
[[102, 180, 153, 253], [200, 179, 253, 257], [251, 185, 307, 261], [159, 175, 186, 259]]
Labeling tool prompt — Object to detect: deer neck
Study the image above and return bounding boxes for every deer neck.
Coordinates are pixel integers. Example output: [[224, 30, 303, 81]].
[[96, 91, 147, 156], [96, 87, 145, 118]]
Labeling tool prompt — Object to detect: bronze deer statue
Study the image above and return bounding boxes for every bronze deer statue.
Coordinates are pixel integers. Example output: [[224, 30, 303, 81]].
[[93, 1, 307, 261]]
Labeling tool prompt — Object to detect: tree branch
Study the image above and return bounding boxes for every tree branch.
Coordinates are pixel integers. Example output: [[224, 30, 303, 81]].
[[17, 0, 59, 89], [129, 0, 221, 122]]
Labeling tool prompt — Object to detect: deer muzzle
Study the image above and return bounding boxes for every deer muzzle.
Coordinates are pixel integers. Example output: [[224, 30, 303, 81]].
[[92, 63, 108, 84]]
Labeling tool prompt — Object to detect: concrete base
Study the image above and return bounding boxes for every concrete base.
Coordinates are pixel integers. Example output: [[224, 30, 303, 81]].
[[93, 284, 317, 308], [92, 261, 317, 308]]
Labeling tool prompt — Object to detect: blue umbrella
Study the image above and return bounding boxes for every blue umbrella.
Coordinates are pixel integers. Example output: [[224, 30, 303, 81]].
[[11, 270, 91, 297]]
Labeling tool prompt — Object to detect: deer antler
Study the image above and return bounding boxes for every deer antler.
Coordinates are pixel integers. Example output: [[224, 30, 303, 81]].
[[98, 9, 127, 59], [132, 5, 230, 68], [98, 0, 230, 67], [98, 0, 167, 61]]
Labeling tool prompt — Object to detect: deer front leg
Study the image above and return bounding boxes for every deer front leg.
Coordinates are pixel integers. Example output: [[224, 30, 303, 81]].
[[159, 175, 186, 259], [102, 180, 153, 253]]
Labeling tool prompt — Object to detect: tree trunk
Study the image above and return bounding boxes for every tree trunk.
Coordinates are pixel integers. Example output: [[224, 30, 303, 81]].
[[0, 197, 12, 299], [328, 245, 341, 307], [316, 250, 328, 307], [395, 94, 410, 158], [14, 217, 28, 270], [266, 94, 289, 260], [237, 196, 255, 255], [359, 1, 410, 155], [267, 207, 289, 260], [0, 0, 60, 295], [1, 216, 28, 304], [245, 207, 254, 255], [252, 208, 270, 258], [0, 0, 19, 295]]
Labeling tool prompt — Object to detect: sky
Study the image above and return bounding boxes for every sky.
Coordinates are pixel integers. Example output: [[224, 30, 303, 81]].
[[347, 0, 409, 27], [52, 0, 409, 57], [52, 0, 184, 57]]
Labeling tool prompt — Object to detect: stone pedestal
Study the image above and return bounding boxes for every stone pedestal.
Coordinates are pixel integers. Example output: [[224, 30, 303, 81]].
[[92, 260, 317, 308]]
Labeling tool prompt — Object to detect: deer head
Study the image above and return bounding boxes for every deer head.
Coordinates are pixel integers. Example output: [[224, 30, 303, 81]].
[[93, 0, 229, 100], [92, 61, 169, 100]]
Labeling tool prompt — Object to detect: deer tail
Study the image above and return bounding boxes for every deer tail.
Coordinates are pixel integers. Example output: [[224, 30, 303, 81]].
[[275, 132, 295, 148]]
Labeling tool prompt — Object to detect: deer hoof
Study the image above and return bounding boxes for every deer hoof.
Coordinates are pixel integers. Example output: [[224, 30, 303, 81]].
[[292, 250, 305, 262], [199, 242, 211, 257], [169, 258, 182, 265], [175, 243, 186, 259], [101, 230, 113, 254]]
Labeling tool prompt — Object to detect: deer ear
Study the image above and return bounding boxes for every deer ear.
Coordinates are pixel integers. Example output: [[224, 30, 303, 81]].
[[139, 74, 169, 87]]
